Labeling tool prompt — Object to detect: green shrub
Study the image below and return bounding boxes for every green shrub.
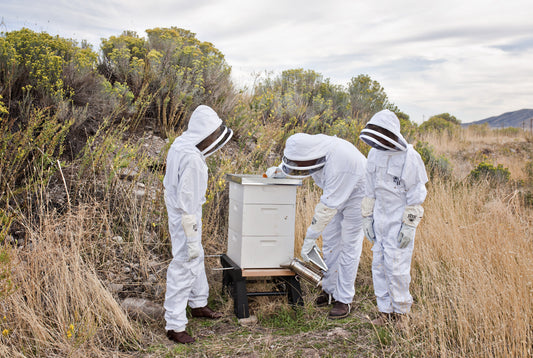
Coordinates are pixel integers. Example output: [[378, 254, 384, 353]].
[[419, 113, 461, 136], [0, 28, 98, 117], [520, 190, 533, 207], [469, 161, 510, 185], [252, 68, 350, 131], [100, 27, 236, 135], [0, 246, 15, 298], [0, 95, 7, 116], [397, 111, 419, 143], [249, 69, 399, 152], [466, 123, 490, 136], [415, 141, 452, 179], [493, 127, 520, 136], [0, 107, 72, 202], [348, 74, 399, 123]]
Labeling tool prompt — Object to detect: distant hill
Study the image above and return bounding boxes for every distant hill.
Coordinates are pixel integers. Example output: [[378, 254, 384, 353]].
[[464, 109, 533, 129]]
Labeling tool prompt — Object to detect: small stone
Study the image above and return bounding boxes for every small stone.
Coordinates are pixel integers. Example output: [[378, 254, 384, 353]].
[[121, 297, 165, 322], [134, 189, 146, 198], [108, 283, 124, 294], [238, 315, 258, 326], [326, 326, 351, 339], [118, 168, 138, 181]]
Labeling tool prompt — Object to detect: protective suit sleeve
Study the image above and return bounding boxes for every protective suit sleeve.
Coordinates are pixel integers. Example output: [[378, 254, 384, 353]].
[[175, 158, 208, 214], [306, 202, 338, 238], [364, 156, 377, 198], [402, 147, 428, 206], [406, 182, 427, 206], [402, 204, 424, 228], [163, 148, 208, 212]]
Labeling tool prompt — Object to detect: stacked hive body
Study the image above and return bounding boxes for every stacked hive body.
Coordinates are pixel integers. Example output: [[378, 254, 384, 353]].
[[226, 174, 301, 269]]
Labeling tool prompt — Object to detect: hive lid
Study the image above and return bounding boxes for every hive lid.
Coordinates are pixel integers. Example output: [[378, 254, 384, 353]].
[[226, 174, 302, 186]]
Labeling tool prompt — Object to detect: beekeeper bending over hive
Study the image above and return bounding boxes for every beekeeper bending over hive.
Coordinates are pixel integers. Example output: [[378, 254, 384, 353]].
[[270, 133, 366, 319], [359, 109, 428, 326], [163, 105, 233, 344]]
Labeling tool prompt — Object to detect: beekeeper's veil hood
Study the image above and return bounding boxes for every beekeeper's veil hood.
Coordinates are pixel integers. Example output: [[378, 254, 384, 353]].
[[360, 110, 407, 151], [281, 133, 330, 178], [182, 105, 233, 157]]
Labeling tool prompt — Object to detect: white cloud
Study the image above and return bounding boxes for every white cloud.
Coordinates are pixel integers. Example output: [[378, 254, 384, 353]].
[[2, 0, 533, 123]]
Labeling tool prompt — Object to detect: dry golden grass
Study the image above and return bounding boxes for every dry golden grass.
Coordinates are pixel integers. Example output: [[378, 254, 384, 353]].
[[1, 126, 531, 357], [391, 128, 533, 356], [0, 206, 140, 357], [294, 183, 321, 256], [420, 128, 531, 180], [411, 179, 532, 357]]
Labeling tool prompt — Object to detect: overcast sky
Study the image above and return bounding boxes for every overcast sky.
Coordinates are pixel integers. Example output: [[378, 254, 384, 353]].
[[3, 0, 533, 123]]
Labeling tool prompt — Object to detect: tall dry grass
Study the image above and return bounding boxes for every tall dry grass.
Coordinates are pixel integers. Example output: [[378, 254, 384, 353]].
[[410, 179, 532, 357], [419, 128, 531, 180], [0, 205, 141, 357]]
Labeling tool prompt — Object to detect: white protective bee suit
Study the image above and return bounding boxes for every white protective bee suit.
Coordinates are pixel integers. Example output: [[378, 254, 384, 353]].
[[360, 109, 428, 314], [163, 105, 232, 332], [282, 133, 367, 304]]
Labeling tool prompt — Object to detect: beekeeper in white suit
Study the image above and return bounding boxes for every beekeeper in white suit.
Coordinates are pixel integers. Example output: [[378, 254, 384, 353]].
[[163, 105, 233, 344], [359, 109, 428, 326], [273, 133, 366, 319]]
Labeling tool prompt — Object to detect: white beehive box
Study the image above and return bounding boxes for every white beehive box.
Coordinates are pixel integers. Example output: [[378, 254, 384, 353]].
[[226, 174, 302, 269]]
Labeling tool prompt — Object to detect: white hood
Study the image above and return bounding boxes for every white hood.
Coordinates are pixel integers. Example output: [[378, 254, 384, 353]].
[[169, 104, 233, 158], [284, 133, 333, 161], [360, 109, 407, 151], [180, 105, 223, 146]]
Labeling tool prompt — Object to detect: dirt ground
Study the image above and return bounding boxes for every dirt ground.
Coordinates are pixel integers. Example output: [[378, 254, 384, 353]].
[[131, 273, 414, 358]]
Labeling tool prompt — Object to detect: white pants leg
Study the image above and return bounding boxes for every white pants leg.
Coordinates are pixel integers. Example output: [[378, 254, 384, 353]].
[[321, 192, 364, 304], [322, 217, 341, 298], [164, 205, 209, 331], [389, 240, 414, 314], [372, 245, 393, 313], [372, 237, 414, 314], [164, 254, 209, 331]]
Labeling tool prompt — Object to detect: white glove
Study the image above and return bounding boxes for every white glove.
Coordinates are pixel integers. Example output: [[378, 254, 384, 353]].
[[264, 166, 286, 178], [361, 197, 376, 244], [402, 205, 424, 227], [186, 241, 201, 260], [182, 214, 201, 260], [397, 224, 415, 249], [361, 197, 375, 218], [308, 202, 337, 235], [182, 214, 199, 239], [397, 204, 424, 249], [362, 216, 375, 244], [300, 237, 316, 262]]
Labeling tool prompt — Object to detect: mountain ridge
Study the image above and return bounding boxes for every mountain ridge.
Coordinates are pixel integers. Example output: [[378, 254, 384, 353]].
[[464, 108, 533, 129]]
